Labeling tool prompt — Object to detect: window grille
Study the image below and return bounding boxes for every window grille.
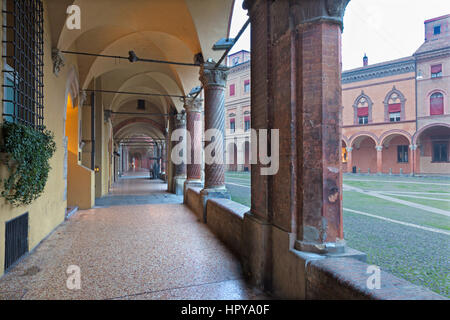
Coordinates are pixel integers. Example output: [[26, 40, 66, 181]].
[[2, 0, 44, 129]]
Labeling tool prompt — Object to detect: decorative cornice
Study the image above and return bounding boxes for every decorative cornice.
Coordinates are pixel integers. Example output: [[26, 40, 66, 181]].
[[52, 48, 65, 76], [200, 61, 229, 88], [342, 58, 415, 84], [227, 60, 250, 74]]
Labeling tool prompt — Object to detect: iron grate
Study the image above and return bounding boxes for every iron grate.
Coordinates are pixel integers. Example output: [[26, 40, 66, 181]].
[[4, 212, 29, 271], [2, 0, 44, 130]]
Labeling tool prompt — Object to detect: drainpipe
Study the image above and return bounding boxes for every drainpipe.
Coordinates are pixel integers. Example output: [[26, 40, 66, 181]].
[[91, 92, 95, 170]]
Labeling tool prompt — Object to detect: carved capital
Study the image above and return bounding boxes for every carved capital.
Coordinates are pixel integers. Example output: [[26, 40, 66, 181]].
[[52, 48, 65, 76], [346, 147, 353, 152], [375, 145, 383, 152], [184, 97, 203, 113], [79, 90, 87, 107], [104, 109, 112, 122], [245, 0, 350, 31], [174, 112, 186, 127], [295, 0, 350, 31], [409, 144, 417, 150], [199, 61, 229, 88]]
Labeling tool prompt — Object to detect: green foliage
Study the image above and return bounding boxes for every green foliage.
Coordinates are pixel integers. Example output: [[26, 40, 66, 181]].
[[0, 122, 56, 206]]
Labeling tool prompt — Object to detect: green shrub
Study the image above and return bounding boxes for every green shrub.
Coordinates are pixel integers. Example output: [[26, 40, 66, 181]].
[[1, 122, 56, 206]]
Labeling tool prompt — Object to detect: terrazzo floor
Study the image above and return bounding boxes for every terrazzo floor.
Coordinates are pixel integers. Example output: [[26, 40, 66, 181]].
[[0, 172, 267, 300]]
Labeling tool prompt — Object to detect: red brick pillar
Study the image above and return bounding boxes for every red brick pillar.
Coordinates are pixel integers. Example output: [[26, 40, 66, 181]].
[[243, 0, 350, 273], [183, 97, 204, 201], [199, 62, 230, 221], [346, 147, 353, 173], [185, 98, 203, 183], [376, 145, 383, 174]]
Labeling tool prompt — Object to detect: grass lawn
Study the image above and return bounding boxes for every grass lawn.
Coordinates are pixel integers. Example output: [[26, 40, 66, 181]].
[[225, 171, 450, 297]]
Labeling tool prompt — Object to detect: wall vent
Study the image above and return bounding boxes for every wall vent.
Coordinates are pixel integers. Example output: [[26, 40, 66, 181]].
[[4, 212, 29, 271]]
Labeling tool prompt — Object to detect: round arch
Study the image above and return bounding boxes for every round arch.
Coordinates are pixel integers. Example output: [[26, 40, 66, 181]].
[[413, 123, 450, 145], [379, 129, 412, 147], [349, 131, 379, 148]]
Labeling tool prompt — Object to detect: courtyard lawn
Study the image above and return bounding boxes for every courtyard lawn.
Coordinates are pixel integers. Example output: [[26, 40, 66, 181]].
[[224, 171, 450, 297]]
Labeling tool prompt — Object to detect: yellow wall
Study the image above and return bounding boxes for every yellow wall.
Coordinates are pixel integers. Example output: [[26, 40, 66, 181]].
[[65, 94, 95, 210], [0, 1, 67, 276]]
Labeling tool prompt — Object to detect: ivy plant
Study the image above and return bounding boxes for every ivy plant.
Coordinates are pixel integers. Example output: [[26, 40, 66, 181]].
[[0, 122, 56, 206]]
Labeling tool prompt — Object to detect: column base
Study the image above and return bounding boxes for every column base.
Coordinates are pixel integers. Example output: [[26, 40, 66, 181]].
[[242, 213, 272, 290], [200, 186, 230, 223], [173, 176, 186, 195], [294, 239, 366, 261], [183, 179, 204, 203]]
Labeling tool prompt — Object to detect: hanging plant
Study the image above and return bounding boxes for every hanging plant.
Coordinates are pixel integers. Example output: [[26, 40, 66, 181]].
[[0, 122, 56, 206]]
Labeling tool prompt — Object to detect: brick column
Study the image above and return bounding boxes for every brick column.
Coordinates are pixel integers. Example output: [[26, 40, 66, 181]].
[[183, 97, 204, 201], [199, 61, 230, 221], [172, 112, 186, 195], [346, 147, 353, 173], [242, 0, 353, 292], [376, 145, 383, 174]]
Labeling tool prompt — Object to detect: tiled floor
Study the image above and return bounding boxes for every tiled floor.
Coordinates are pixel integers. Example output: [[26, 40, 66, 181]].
[[0, 171, 267, 300]]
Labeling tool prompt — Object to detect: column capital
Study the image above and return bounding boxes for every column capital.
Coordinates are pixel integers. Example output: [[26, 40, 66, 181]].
[[174, 112, 186, 127], [199, 61, 229, 88], [409, 144, 417, 150], [184, 97, 203, 113], [346, 146, 353, 152], [244, 0, 350, 31], [375, 145, 383, 152]]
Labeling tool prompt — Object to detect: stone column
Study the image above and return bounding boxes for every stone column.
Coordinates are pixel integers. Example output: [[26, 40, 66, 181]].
[[184, 97, 204, 201], [376, 145, 383, 174], [242, 0, 360, 295], [199, 61, 230, 222], [409, 144, 417, 176], [172, 112, 187, 195], [346, 147, 353, 173]]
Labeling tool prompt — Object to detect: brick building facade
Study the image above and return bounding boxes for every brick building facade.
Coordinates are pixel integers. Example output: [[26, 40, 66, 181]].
[[225, 15, 450, 175]]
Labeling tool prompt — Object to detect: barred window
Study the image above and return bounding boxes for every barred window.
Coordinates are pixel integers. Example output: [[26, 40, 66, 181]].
[[2, 0, 44, 129]]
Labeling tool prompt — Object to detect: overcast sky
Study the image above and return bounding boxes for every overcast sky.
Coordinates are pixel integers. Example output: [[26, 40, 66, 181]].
[[229, 0, 449, 71]]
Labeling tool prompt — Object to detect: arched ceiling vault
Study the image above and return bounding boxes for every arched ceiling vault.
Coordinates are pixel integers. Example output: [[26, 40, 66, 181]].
[[48, 0, 234, 139]]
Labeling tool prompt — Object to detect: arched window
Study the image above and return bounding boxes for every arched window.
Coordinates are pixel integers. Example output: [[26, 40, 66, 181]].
[[383, 87, 406, 122], [430, 92, 444, 115], [353, 91, 373, 125]]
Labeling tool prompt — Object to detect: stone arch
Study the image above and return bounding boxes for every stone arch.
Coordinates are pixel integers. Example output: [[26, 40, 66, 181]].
[[383, 86, 406, 122], [350, 133, 378, 173], [379, 129, 412, 147], [113, 117, 165, 136], [413, 122, 450, 145], [352, 91, 373, 124], [349, 131, 379, 148]]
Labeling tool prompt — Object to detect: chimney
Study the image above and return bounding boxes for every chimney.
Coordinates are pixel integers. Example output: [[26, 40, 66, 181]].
[[363, 54, 368, 67]]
